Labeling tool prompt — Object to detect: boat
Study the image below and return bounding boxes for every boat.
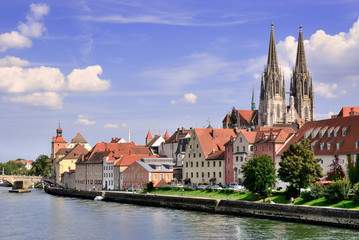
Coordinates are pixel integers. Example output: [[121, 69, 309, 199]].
[[94, 196, 103, 201]]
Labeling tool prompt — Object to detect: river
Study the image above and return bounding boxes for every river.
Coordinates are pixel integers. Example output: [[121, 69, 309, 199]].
[[0, 186, 358, 240]]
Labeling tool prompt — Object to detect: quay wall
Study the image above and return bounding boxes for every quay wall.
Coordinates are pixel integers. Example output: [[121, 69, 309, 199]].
[[44, 187, 359, 229]]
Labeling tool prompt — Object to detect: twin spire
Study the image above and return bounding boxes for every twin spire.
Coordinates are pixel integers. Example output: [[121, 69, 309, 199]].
[[267, 23, 279, 72]]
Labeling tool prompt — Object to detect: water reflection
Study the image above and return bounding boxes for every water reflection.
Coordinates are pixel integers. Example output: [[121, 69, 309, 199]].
[[0, 187, 358, 240]]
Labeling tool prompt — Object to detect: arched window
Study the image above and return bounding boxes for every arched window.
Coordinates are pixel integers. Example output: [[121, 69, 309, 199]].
[[277, 104, 280, 118], [276, 80, 279, 94], [304, 81, 308, 95]]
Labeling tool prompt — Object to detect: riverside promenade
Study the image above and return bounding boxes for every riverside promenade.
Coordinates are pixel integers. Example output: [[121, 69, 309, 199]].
[[44, 186, 359, 229]]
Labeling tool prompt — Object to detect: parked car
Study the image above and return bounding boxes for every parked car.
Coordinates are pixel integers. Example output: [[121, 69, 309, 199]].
[[228, 182, 244, 191], [197, 182, 209, 190], [211, 184, 223, 190]]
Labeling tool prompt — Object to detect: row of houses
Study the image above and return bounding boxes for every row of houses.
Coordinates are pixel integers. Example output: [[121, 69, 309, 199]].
[[52, 107, 359, 190]]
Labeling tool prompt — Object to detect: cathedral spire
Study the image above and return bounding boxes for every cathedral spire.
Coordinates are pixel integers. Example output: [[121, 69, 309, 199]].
[[295, 25, 308, 73], [267, 23, 279, 72], [251, 86, 256, 111]]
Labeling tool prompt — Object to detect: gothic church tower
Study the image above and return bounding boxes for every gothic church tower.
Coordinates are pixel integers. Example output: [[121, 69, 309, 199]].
[[290, 26, 315, 122], [258, 24, 287, 126]]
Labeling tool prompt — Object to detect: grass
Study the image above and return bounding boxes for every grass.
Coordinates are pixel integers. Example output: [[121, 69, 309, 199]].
[[141, 188, 359, 209]]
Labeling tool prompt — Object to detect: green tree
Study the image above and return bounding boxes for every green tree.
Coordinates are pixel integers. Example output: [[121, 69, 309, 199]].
[[349, 154, 359, 185], [242, 154, 276, 197], [278, 139, 323, 194], [30, 154, 51, 176], [0, 161, 29, 175]]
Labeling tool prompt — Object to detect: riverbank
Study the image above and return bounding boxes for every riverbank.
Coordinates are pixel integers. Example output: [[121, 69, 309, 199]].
[[44, 187, 359, 229]]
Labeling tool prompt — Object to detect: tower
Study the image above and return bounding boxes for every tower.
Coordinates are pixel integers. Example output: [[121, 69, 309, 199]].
[[290, 25, 315, 122], [51, 121, 67, 159], [251, 86, 256, 111], [258, 24, 287, 126]]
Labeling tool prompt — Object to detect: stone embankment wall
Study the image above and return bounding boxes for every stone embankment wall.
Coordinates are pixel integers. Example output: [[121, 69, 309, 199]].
[[44, 187, 359, 229]]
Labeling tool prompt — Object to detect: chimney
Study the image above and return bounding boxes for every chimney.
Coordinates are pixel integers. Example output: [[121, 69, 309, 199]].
[[182, 127, 184, 133]]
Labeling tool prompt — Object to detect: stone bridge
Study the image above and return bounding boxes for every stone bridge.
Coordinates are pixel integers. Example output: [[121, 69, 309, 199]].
[[0, 175, 53, 191]]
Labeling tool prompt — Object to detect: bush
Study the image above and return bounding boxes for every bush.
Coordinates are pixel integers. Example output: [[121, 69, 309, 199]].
[[206, 187, 214, 192], [285, 185, 300, 199], [183, 186, 195, 191], [159, 185, 173, 190], [301, 183, 326, 201], [324, 179, 351, 203], [145, 181, 154, 191], [352, 182, 359, 204], [219, 188, 235, 194]]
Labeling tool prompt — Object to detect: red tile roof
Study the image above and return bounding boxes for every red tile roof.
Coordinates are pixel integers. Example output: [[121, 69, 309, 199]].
[[222, 113, 230, 122], [277, 115, 359, 156], [165, 127, 193, 143], [52, 136, 67, 143], [164, 130, 170, 140], [337, 107, 359, 117], [146, 130, 153, 140], [62, 144, 89, 160], [236, 110, 254, 124], [195, 128, 237, 159]]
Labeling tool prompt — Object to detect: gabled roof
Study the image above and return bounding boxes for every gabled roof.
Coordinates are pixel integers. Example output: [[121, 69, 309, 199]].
[[62, 144, 89, 160], [55, 148, 72, 156], [236, 110, 255, 124], [165, 128, 193, 143], [164, 130, 170, 140], [207, 150, 225, 160], [239, 131, 257, 144], [254, 127, 295, 144], [146, 130, 153, 140], [222, 113, 231, 123], [146, 135, 164, 147], [337, 107, 359, 117], [71, 132, 88, 143], [277, 115, 359, 156], [195, 128, 237, 159]]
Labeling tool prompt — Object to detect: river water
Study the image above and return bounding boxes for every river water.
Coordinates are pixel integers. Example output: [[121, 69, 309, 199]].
[[0, 187, 358, 240]]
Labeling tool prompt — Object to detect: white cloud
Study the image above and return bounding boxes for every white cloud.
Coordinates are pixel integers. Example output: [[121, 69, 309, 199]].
[[104, 123, 118, 129], [141, 53, 244, 90], [4, 92, 63, 110], [316, 111, 335, 120], [0, 31, 32, 52], [0, 56, 30, 67], [67, 65, 111, 92], [171, 93, 197, 104], [122, 123, 127, 127], [314, 82, 347, 99], [0, 66, 65, 93], [0, 3, 49, 52], [18, 3, 50, 38], [77, 114, 96, 125]]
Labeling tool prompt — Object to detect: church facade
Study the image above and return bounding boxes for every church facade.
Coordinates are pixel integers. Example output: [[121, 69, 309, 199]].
[[224, 24, 315, 129]]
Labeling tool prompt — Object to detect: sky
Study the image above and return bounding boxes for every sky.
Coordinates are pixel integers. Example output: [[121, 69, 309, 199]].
[[1, 0, 359, 162]]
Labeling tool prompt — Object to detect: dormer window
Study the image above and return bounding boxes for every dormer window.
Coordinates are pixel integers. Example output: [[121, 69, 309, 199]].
[[320, 143, 324, 150], [356, 140, 359, 149], [334, 126, 340, 137], [342, 126, 349, 136], [270, 134, 274, 140]]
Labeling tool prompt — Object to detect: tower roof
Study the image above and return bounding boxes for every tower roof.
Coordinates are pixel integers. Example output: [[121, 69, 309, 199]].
[[295, 25, 308, 73], [164, 130, 170, 140], [146, 130, 153, 140], [71, 132, 88, 143], [251, 86, 256, 111], [267, 23, 279, 72]]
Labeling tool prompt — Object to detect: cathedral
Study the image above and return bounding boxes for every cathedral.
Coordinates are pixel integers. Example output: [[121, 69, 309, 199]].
[[223, 24, 315, 129]]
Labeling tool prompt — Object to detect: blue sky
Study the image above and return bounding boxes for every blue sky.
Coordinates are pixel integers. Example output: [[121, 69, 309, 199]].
[[1, 0, 359, 162]]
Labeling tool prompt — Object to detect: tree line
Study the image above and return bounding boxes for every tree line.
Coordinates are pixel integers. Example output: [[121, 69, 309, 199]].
[[0, 154, 51, 176]]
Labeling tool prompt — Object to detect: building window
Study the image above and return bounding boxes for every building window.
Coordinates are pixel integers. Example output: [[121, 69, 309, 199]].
[[196, 172, 199, 178], [219, 161, 221, 167], [191, 162, 193, 167], [207, 161, 210, 167], [237, 146, 239, 152], [196, 162, 198, 167], [191, 172, 193, 178], [304, 81, 308, 95], [188, 154, 190, 158], [202, 161, 204, 167], [194, 153, 196, 158], [199, 153, 201, 157], [243, 146, 245, 152], [269, 145, 271, 151], [261, 145, 264, 151], [228, 170, 230, 176], [186, 162, 188, 168], [213, 172, 216, 178], [154, 174, 157, 180], [202, 172, 204, 178], [219, 172, 221, 178], [228, 159, 230, 164], [277, 104, 280, 118], [160, 174, 164, 180], [250, 146, 253, 151], [186, 172, 188, 178], [190, 145, 192, 149], [197, 144, 199, 148], [240, 156, 243, 162], [227, 147, 230, 152], [255, 146, 258, 151], [213, 161, 216, 167], [236, 156, 238, 162], [208, 172, 210, 178], [240, 137, 242, 143]]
